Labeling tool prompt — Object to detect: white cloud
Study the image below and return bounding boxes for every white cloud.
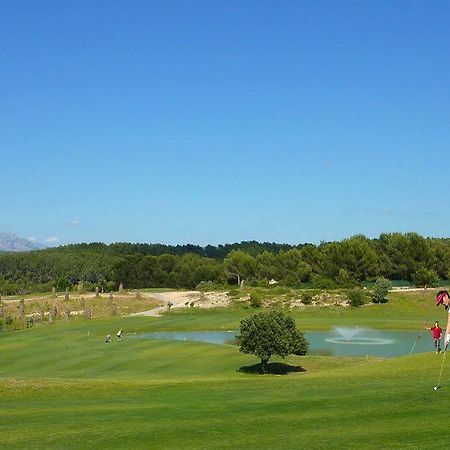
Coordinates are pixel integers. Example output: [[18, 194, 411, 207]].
[[27, 236, 36, 242], [45, 236, 59, 244], [68, 220, 81, 226]]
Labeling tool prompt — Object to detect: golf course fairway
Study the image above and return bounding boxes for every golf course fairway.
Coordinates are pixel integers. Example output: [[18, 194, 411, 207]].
[[2, 300, 450, 449]]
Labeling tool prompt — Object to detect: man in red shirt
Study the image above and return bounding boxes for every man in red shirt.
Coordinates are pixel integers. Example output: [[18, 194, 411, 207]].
[[435, 290, 450, 350], [426, 321, 443, 353]]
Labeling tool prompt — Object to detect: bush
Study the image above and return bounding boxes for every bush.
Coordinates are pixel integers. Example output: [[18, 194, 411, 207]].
[[372, 278, 392, 304], [300, 292, 313, 305], [227, 289, 241, 298], [249, 292, 262, 308], [310, 276, 338, 290], [267, 286, 290, 295], [347, 288, 366, 307]]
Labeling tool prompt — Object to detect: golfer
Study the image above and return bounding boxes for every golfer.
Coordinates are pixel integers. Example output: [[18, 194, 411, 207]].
[[436, 290, 450, 350], [425, 321, 443, 353], [116, 329, 123, 341]]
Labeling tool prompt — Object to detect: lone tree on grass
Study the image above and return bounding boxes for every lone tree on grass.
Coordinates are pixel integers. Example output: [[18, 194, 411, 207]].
[[237, 310, 308, 373]]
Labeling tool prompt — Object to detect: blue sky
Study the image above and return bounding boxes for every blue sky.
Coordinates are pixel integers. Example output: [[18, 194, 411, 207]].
[[1, 0, 450, 246]]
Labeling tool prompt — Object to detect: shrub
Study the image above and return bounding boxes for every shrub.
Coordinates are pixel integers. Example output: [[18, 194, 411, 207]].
[[310, 276, 338, 289], [300, 292, 313, 305], [249, 292, 262, 308], [347, 288, 366, 307], [372, 278, 392, 304], [268, 286, 290, 295], [227, 289, 241, 298]]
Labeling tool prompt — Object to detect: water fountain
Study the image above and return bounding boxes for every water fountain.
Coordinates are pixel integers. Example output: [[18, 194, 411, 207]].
[[325, 327, 393, 345], [335, 327, 361, 341]]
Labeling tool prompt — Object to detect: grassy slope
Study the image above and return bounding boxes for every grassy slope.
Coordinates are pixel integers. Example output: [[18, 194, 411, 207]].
[[122, 289, 442, 332], [295, 289, 438, 330], [2, 291, 449, 449]]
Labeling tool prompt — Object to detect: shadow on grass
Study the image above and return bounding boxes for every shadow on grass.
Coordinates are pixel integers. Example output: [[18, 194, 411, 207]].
[[238, 362, 306, 375]]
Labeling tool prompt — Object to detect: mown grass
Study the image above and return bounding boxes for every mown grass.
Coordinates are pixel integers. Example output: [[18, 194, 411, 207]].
[[1, 324, 450, 449], [1, 290, 449, 449]]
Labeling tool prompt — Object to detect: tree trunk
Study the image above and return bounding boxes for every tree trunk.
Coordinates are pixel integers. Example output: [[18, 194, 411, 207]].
[[260, 358, 269, 374]]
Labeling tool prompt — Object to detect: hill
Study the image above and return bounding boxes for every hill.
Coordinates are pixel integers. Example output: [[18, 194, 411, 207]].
[[0, 232, 45, 252]]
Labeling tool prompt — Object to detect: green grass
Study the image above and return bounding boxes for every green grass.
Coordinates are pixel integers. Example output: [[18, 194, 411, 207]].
[[3, 356, 450, 449], [2, 291, 449, 448], [294, 289, 438, 330], [125, 289, 442, 332]]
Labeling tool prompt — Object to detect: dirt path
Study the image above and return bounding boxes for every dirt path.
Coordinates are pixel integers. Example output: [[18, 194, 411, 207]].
[[129, 291, 231, 317], [129, 291, 199, 317]]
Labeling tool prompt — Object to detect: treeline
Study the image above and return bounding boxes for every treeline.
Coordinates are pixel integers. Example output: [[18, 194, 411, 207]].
[[46, 240, 293, 258], [1, 233, 449, 294]]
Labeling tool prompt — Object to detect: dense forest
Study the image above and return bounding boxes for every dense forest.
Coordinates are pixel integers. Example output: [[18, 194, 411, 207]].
[[0, 233, 449, 294]]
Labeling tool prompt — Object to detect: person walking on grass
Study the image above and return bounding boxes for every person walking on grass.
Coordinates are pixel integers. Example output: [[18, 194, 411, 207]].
[[435, 290, 450, 350], [116, 329, 123, 341], [425, 321, 443, 353]]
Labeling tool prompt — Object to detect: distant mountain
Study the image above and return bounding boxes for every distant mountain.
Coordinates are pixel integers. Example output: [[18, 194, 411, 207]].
[[0, 232, 46, 252]]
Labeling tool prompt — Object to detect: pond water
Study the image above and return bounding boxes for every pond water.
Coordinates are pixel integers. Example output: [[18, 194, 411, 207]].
[[130, 327, 438, 358]]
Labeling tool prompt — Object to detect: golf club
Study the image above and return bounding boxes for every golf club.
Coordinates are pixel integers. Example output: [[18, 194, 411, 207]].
[[409, 320, 428, 355], [434, 349, 447, 391]]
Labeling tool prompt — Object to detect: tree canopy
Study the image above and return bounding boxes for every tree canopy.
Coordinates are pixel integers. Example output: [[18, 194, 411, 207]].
[[236, 310, 308, 372], [1, 233, 450, 294]]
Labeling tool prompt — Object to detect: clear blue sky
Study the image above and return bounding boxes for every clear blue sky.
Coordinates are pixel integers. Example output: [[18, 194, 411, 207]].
[[1, 0, 450, 246]]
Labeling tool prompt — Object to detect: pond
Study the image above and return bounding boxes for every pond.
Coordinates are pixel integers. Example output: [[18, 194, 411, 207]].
[[130, 327, 438, 358]]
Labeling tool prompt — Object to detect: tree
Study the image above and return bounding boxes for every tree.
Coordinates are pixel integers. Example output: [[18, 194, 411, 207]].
[[323, 235, 379, 281], [275, 249, 312, 285], [236, 310, 308, 373], [255, 251, 277, 281], [223, 250, 256, 285], [413, 268, 439, 288], [372, 278, 392, 303], [53, 276, 72, 292], [376, 232, 431, 280]]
